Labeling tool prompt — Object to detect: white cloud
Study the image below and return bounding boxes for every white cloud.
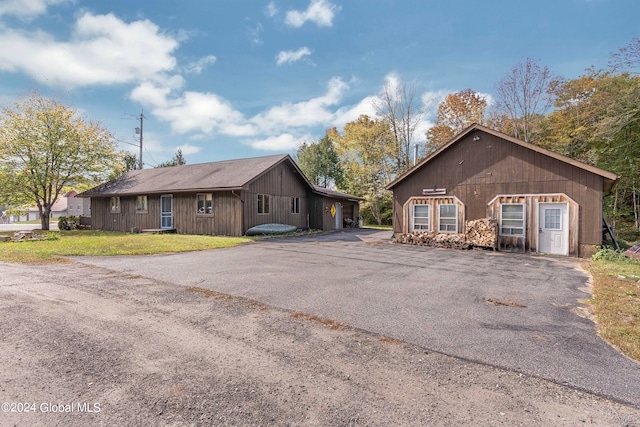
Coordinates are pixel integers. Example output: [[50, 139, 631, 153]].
[[247, 21, 264, 45], [332, 95, 379, 129], [184, 55, 217, 74], [265, 1, 278, 17], [276, 47, 312, 65], [250, 77, 348, 133], [0, 12, 178, 88], [0, 0, 65, 19], [245, 133, 310, 151], [285, 0, 339, 28], [175, 143, 201, 155]]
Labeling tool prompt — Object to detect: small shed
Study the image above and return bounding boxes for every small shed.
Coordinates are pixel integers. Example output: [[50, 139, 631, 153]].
[[386, 124, 619, 257], [80, 154, 360, 236]]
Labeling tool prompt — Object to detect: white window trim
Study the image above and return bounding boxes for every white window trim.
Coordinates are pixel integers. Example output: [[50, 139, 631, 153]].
[[438, 204, 458, 233], [500, 203, 526, 237], [412, 204, 430, 231]]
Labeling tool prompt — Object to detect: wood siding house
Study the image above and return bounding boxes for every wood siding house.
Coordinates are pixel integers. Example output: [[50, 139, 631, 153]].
[[386, 124, 619, 257], [80, 154, 360, 236]]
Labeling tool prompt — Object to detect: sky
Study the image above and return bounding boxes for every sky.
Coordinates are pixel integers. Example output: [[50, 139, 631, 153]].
[[0, 0, 638, 167]]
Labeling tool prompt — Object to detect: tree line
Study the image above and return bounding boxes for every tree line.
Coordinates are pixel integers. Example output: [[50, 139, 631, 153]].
[[297, 38, 640, 239]]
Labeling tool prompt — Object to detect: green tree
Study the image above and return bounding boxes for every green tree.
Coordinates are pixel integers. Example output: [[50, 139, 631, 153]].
[[330, 115, 395, 225], [0, 93, 120, 230], [295, 135, 344, 188], [156, 149, 187, 168], [426, 89, 488, 153]]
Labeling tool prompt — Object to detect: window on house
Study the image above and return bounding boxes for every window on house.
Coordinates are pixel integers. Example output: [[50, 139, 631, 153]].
[[412, 204, 430, 231], [500, 204, 525, 236], [110, 197, 121, 213], [136, 195, 148, 213], [439, 204, 458, 233], [291, 197, 300, 214], [197, 193, 213, 215], [77, 205, 81, 211], [69, 205, 73, 211], [258, 194, 270, 214]]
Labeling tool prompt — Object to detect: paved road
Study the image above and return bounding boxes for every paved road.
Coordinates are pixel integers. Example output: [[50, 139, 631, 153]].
[[73, 229, 640, 408]]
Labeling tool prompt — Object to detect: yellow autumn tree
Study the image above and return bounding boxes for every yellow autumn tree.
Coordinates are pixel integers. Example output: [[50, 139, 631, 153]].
[[425, 89, 487, 153], [0, 93, 121, 230]]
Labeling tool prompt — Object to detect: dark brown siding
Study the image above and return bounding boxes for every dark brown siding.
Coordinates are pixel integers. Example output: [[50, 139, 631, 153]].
[[90, 191, 243, 236], [243, 162, 310, 232], [392, 132, 605, 256]]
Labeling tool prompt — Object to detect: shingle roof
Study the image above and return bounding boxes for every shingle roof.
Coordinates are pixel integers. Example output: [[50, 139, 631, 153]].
[[386, 123, 620, 192], [312, 185, 363, 201], [80, 154, 300, 197]]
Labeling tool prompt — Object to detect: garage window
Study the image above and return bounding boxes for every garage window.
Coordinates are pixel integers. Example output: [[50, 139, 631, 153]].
[[500, 203, 525, 236], [439, 204, 458, 233], [136, 195, 148, 213], [110, 197, 121, 213], [412, 204, 430, 231]]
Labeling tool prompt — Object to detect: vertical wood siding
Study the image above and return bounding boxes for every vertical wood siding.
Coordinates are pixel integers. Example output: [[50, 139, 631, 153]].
[[243, 162, 310, 231], [392, 132, 605, 256]]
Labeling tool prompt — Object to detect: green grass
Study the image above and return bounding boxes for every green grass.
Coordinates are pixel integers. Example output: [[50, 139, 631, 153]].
[[0, 230, 254, 263], [584, 253, 640, 361]]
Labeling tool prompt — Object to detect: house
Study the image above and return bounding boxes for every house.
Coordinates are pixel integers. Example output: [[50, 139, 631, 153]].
[[26, 190, 76, 220], [66, 190, 91, 217], [385, 124, 619, 257], [79, 154, 361, 236]]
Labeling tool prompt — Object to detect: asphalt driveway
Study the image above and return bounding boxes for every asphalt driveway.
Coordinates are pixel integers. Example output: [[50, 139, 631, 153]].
[[73, 228, 640, 408]]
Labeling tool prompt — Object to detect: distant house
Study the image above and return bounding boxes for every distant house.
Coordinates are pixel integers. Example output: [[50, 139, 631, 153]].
[[386, 124, 619, 257], [79, 154, 361, 236], [26, 190, 78, 220]]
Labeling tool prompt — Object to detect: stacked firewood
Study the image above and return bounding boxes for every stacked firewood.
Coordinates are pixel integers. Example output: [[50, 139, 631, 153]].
[[394, 218, 497, 250], [394, 231, 469, 250], [465, 218, 497, 249]]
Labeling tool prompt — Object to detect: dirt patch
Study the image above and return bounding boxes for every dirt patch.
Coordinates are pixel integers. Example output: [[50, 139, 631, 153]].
[[1, 261, 639, 426]]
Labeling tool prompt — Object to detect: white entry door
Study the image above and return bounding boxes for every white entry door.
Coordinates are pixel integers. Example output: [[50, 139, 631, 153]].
[[160, 195, 173, 229], [538, 203, 568, 255]]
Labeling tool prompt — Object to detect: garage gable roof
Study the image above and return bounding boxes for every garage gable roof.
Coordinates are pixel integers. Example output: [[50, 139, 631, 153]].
[[386, 123, 620, 192]]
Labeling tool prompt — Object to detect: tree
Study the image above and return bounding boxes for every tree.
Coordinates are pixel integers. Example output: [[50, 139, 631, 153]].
[[426, 89, 488, 152], [0, 93, 120, 230], [492, 58, 560, 143], [373, 77, 429, 174], [156, 149, 187, 168], [609, 37, 640, 74], [295, 135, 344, 188], [330, 115, 395, 225]]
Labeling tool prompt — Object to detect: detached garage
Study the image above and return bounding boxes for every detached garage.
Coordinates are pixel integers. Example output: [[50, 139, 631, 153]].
[[386, 124, 619, 257]]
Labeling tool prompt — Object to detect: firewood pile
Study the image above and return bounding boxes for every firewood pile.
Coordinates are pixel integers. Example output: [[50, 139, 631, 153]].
[[394, 218, 497, 250], [465, 218, 497, 249], [394, 231, 469, 250]]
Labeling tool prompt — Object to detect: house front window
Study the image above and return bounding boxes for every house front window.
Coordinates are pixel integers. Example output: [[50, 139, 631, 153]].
[[412, 204, 430, 231], [136, 195, 148, 213], [110, 197, 121, 213], [291, 197, 300, 214], [439, 204, 458, 233], [258, 194, 270, 214], [197, 193, 213, 215], [500, 203, 525, 236]]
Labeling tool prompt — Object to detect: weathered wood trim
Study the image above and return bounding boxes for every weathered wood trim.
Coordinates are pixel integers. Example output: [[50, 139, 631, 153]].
[[402, 196, 465, 235]]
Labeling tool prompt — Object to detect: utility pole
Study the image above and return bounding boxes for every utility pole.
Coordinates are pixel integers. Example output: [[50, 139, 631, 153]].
[[135, 112, 145, 169]]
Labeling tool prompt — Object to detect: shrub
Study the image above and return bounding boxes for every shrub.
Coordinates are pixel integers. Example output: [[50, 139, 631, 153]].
[[58, 215, 80, 230], [592, 247, 633, 263]]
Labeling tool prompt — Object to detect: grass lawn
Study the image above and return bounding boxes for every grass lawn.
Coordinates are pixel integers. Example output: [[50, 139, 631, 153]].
[[584, 253, 640, 362], [0, 230, 253, 263]]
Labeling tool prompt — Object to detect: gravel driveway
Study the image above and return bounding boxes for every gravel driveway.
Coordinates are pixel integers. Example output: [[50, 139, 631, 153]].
[[74, 228, 640, 409]]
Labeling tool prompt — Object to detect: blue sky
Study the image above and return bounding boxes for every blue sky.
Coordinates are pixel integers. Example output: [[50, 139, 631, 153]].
[[0, 0, 637, 167]]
